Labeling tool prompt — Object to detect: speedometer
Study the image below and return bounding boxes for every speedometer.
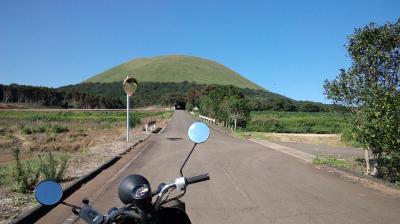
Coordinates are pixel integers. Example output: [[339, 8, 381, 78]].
[[134, 184, 150, 199]]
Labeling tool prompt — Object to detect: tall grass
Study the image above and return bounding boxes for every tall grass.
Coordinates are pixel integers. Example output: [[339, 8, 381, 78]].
[[38, 152, 69, 182], [19, 123, 69, 135], [246, 111, 350, 134], [7, 149, 70, 193], [12, 149, 40, 193]]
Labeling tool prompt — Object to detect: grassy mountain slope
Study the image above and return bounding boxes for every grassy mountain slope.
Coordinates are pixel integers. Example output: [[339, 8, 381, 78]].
[[84, 55, 264, 90]]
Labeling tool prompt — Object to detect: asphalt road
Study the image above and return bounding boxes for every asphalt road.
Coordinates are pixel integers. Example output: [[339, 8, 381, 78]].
[[37, 110, 400, 224]]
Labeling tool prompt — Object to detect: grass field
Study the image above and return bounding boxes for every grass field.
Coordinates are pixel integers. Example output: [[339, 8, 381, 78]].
[[0, 110, 167, 122], [0, 110, 172, 156], [84, 55, 264, 90], [245, 111, 350, 134]]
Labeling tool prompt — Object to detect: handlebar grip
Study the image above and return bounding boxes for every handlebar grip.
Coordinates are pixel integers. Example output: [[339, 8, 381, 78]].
[[186, 173, 210, 185]]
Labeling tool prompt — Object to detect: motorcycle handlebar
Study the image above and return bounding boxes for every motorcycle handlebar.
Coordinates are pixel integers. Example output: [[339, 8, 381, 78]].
[[185, 173, 210, 185]]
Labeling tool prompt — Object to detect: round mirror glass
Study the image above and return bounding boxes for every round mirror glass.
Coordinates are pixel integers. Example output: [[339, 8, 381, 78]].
[[188, 122, 210, 144], [123, 76, 138, 96], [35, 180, 63, 206]]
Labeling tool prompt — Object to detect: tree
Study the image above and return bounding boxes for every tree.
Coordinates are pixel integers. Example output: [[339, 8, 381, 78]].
[[324, 19, 400, 182], [227, 97, 249, 131], [198, 85, 250, 129]]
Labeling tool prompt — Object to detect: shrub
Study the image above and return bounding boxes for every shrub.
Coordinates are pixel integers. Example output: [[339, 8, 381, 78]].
[[38, 152, 69, 182], [12, 149, 40, 193], [37, 125, 48, 133], [375, 156, 400, 183], [21, 126, 32, 135], [129, 114, 141, 127], [0, 127, 6, 136], [52, 125, 69, 133]]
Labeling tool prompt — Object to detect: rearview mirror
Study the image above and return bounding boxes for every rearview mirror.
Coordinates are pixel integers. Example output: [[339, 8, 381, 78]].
[[188, 122, 210, 144], [35, 180, 63, 206]]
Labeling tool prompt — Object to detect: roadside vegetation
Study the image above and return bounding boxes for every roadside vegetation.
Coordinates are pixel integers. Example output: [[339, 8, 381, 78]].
[[312, 156, 353, 170], [246, 111, 349, 134], [324, 19, 400, 184], [0, 110, 172, 222], [10, 149, 69, 193], [241, 111, 361, 147], [312, 155, 368, 176]]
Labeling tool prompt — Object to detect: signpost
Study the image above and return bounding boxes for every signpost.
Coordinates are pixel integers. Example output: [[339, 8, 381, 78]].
[[123, 76, 138, 142]]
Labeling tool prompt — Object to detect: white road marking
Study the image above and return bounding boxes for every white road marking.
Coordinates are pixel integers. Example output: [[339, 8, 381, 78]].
[[249, 139, 316, 162]]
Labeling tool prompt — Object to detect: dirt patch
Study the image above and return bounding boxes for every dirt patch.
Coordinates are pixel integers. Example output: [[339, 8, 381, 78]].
[[0, 188, 36, 223], [316, 165, 400, 198], [65, 129, 148, 179], [0, 103, 25, 109], [236, 132, 345, 147]]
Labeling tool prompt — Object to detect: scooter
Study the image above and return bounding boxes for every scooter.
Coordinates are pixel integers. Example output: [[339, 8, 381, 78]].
[[34, 121, 211, 224]]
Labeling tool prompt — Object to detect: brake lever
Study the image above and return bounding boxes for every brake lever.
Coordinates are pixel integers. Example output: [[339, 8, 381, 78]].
[[72, 207, 80, 215], [60, 201, 82, 213]]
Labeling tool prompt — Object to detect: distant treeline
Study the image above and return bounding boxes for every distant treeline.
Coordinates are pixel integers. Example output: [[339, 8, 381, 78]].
[[59, 81, 207, 107], [60, 81, 345, 112], [0, 84, 123, 108], [1, 82, 344, 111]]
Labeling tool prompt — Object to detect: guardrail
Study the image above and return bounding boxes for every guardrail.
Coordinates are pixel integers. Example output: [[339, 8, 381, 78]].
[[199, 115, 216, 124]]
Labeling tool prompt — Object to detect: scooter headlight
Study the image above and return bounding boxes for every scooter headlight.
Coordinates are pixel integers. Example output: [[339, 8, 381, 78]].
[[118, 174, 152, 209]]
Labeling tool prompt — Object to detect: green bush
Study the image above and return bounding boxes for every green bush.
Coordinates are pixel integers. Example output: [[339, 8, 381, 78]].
[[38, 152, 69, 182], [10, 149, 70, 193], [375, 156, 400, 183], [21, 126, 33, 135], [52, 125, 69, 133], [37, 125, 48, 133], [12, 149, 40, 193]]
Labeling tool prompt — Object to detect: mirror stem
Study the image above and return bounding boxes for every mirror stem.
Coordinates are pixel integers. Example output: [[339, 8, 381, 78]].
[[180, 143, 197, 177]]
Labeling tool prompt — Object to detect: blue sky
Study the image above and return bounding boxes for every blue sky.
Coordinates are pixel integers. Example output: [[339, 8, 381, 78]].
[[0, 0, 399, 103]]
